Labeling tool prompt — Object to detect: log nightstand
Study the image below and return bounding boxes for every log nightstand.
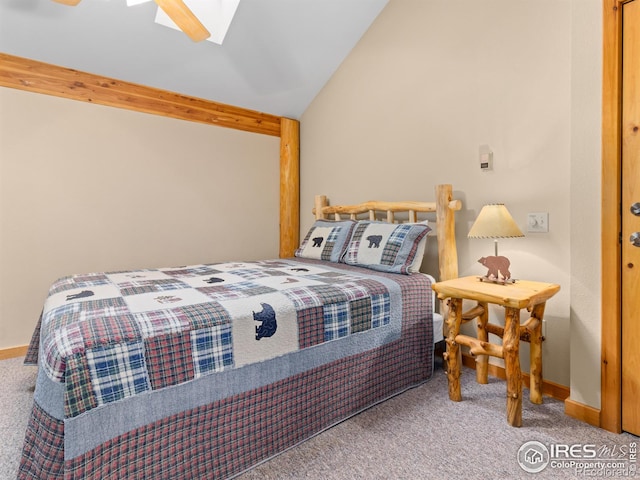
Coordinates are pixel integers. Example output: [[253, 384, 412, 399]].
[[431, 276, 560, 427]]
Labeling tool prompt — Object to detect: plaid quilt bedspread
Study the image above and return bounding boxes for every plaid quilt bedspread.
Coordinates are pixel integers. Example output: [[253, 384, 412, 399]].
[[30, 258, 413, 418], [20, 258, 434, 479]]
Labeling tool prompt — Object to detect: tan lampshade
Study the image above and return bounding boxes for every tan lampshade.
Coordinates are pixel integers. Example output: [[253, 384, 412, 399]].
[[468, 204, 524, 239]]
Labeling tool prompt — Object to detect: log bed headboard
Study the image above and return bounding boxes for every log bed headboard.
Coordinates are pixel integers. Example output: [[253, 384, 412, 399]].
[[312, 184, 461, 282]]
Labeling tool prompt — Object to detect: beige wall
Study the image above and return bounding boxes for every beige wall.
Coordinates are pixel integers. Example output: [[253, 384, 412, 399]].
[[0, 88, 280, 349], [569, 0, 602, 409], [301, 0, 582, 389]]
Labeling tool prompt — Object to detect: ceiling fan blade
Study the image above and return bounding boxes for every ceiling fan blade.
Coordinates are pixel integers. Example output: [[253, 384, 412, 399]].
[[154, 0, 211, 42], [51, 0, 82, 5]]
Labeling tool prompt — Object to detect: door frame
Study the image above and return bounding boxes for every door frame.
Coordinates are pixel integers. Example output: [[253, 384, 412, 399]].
[[601, 0, 634, 434]]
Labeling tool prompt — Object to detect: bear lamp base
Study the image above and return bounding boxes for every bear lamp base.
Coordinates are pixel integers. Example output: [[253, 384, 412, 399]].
[[476, 255, 517, 285]]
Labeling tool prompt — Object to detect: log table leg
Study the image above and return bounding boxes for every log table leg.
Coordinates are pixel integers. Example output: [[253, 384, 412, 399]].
[[528, 302, 546, 405], [444, 297, 463, 401], [475, 301, 489, 384], [503, 306, 522, 427]]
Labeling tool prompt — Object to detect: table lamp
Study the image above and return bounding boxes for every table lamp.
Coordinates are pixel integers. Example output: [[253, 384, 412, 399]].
[[468, 204, 524, 284]]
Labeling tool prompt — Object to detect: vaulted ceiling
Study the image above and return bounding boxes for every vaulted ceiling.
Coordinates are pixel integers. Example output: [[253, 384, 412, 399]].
[[0, 0, 389, 118]]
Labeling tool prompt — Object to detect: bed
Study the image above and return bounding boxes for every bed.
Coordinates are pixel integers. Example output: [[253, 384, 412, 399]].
[[18, 184, 461, 480]]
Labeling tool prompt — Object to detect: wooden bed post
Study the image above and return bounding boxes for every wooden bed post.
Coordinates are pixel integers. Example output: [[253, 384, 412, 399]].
[[436, 184, 460, 282], [315, 195, 328, 220], [279, 118, 300, 258], [436, 184, 460, 351]]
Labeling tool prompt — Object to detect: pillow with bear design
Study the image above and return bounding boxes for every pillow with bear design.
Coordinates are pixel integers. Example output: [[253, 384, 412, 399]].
[[342, 221, 431, 274], [295, 219, 356, 262]]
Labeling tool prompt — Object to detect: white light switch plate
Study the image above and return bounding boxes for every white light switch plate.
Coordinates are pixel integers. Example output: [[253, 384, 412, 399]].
[[527, 213, 549, 233], [479, 144, 493, 171]]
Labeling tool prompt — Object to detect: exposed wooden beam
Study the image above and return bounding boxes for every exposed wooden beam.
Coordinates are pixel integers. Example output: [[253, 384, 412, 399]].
[[154, 0, 211, 42], [51, 0, 82, 5], [0, 53, 281, 136], [279, 118, 300, 258]]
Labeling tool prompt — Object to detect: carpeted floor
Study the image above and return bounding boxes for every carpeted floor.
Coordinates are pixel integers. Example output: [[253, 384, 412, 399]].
[[1, 356, 636, 479], [0, 357, 37, 480]]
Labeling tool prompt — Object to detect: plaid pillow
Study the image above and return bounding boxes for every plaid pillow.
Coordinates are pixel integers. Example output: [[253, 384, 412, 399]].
[[295, 220, 356, 263], [342, 221, 431, 274]]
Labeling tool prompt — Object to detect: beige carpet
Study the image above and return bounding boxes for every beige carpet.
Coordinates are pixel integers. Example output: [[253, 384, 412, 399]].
[[1, 357, 37, 480]]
